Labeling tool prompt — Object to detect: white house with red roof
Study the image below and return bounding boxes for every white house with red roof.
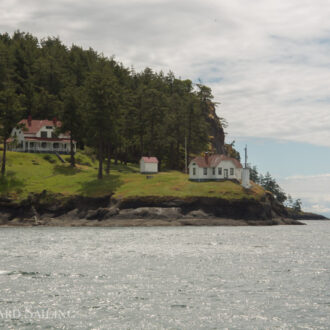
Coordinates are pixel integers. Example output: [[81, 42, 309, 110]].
[[140, 157, 159, 174], [7, 116, 76, 154], [189, 153, 249, 185]]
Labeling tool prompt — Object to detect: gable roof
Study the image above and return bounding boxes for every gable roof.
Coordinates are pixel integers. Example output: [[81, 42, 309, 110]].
[[141, 157, 159, 163], [19, 119, 61, 135], [190, 154, 242, 168]]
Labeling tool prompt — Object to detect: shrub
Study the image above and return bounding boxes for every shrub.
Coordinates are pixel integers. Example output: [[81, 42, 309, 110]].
[[43, 154, 56, 164]]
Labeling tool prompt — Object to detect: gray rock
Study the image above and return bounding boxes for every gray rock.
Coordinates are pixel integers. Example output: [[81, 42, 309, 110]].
[[107, 207, 119, 217], [86, 207, 113, 220], [184, 209, 211, 219], [115, 207, 182, 219], [0, 212, 11, 222]]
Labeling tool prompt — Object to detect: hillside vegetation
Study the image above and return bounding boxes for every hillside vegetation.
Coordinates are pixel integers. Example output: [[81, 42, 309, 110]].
[[0, 31, 230, 179], [0, 151, 265, 201]]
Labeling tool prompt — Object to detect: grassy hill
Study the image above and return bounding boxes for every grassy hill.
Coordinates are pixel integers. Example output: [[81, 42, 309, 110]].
[[0, 151, 265, 201]]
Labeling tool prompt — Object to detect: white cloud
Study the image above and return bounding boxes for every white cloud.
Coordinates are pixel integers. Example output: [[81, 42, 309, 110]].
[[1, 0, 330, 147]]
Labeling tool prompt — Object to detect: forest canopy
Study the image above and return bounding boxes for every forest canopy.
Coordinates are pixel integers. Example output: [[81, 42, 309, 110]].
[[0, 31, 228, 177]]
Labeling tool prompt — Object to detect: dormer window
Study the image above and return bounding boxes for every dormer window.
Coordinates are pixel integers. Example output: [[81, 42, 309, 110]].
[[46, 126, 53, 129], [41, 131, 48, 138]]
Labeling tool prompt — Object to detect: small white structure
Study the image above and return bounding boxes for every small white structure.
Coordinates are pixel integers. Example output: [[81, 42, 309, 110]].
[[241, 168, 251, 189], [241, 145, 251, 189], [7, 116, 76, 154], [189, 153, 244, 182], [140, 157, 159, 174]]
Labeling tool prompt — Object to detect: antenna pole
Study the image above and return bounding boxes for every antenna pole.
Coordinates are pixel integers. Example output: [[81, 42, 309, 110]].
[[244, 145, 248, 168], [185, 136, 188, 174]]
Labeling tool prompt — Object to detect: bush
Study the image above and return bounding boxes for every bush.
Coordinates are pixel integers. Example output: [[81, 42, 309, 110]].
[[43, 154, 56, 164], [76, 157, 91, 167], [81, 147, 97, 163]]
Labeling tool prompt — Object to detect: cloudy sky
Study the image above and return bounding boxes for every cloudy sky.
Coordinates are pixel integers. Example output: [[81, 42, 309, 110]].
[[2, 0, 330, 216]]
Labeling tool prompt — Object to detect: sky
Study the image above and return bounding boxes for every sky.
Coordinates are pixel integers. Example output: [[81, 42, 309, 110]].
[[1, 0, 330, 216]]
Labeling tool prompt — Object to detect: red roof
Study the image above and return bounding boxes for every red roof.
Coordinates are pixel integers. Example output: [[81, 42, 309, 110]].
[[19, 119, 62, 134], [190, 154, 242, 168], [25, 137, 74, 143], [141, 157, 159, 163]]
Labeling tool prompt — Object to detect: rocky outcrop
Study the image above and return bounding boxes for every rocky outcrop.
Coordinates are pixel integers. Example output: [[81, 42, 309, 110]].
[[0, 191, 305, 226], [113, 193, 290, 220], [206, 103, 225, 154], [286, 210, 328, 220]]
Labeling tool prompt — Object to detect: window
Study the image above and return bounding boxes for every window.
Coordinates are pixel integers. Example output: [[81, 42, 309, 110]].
[[193, 168, 196, 175], [218, 167, 222, 175], [203, 168, 207, 175], [230, 168, 234, 176], [46, 126, 53, 129], [212, 168, 215, 175], [53, 143, 59, 149], [41, 142, 47, 148], [41, 131, 48, 138], [51, 132, 58, 138]]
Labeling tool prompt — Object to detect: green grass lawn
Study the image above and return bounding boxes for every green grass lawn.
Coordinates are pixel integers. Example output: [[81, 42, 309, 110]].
[[0, 151, 265, 200]]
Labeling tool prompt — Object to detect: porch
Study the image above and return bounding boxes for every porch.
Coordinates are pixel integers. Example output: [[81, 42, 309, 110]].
[[9, 140, 76, 154]]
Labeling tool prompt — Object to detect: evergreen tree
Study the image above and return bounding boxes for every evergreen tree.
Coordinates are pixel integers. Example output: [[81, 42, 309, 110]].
[[84, 60, 119, 179], [292, 199, 302, 212], [0, 88, 24, 176], [260, 172, 287, 203], [249, 165, 259, 183], [59, 87, 84, 167]]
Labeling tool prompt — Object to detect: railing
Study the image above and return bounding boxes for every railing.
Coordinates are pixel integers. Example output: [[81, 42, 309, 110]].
[[10, 147, 73, 154]]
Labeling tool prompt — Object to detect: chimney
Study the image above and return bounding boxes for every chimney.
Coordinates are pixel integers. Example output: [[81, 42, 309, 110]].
[[53, 117, 57, 126], [28, 115, 32, 127], [204, 152, 209, 165]]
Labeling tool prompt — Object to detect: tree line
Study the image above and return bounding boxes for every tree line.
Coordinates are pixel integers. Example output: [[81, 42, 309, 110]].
[[250, 165, 302, 211], [0, 31, 223, 178]]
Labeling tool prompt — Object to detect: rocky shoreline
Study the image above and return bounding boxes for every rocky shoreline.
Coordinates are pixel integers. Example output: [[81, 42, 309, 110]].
[[0, 191, 316, 227]]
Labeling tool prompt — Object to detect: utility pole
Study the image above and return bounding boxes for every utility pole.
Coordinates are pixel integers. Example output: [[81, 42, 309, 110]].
[[244, 145, 248, 168], [185, 136, 187, 174]]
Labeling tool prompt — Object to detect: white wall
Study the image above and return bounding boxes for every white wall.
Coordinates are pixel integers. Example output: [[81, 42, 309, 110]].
[[242, 168, 251, 188], [36, 126, 55, 138], [11, 127, 24, 143], [140, 160, 158, 173], [189, 160, 242, 181]]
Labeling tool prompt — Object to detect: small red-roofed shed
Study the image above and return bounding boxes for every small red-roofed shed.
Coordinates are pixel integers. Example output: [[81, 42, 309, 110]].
[[140, 157, 159, 174]]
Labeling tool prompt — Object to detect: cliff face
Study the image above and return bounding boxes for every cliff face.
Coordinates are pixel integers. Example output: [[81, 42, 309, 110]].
[[206, 103, 226, 154], [0, 192, 304, 226]]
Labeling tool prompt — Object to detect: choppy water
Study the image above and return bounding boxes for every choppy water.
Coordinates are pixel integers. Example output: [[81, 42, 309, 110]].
[[0, 222, 330, 329]]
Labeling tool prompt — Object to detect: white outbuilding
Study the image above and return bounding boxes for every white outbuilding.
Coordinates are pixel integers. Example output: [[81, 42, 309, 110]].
[[140, 157, 159, 174], [189, 153, 250, 188]]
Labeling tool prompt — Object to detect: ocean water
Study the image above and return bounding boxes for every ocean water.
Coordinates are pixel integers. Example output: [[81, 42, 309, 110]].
[[0, 221, 329, 329]]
